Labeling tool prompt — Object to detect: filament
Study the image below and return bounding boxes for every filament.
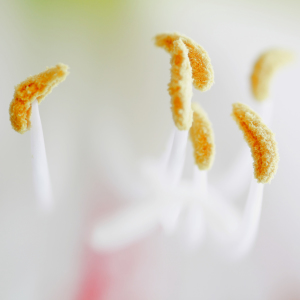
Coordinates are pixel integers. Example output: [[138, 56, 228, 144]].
[[30, 100, 53, 212], [164, 128, 188, 186], [231, 178, 264, 259], [212, 177, 264, 260]]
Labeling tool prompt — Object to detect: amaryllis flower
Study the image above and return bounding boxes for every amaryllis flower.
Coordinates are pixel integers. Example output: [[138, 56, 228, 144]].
[[1, 1, 300, 300]]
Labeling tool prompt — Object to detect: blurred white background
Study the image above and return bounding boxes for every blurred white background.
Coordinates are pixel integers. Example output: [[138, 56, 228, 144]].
[[1, 0, 300, 299]]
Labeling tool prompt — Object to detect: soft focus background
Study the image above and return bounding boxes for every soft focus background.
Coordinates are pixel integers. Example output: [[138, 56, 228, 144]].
[[1, 0, 300, 299]]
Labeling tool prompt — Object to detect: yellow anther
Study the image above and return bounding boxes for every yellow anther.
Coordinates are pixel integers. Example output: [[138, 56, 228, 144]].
[[251, 49, 294, 101], [9, 64, 69, 134], [169, 39, 193, 130], [189, 102, 215, 170], [232, 103, 279, 184], [155, 32, 214, 92]]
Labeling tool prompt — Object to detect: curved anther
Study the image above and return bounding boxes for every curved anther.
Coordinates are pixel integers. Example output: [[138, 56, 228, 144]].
[[10, 64, 69, 134]]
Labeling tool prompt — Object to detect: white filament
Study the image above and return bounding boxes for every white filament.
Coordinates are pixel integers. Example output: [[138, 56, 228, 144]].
[[211, 177, 264, 260], [30, 100, 53, 212], [184, 201, 206, 249], [160, 128, 189, 233], [211, 101, 271, 258], [193, 166, 207, 196], [90, 100, 269, 256], [91, 127, 191, 250], [159, 129, 175, 172], [230, 178, 264, 259], [164, 128, 188, 187], [217, 147, 252, 199], [183, 167, 208, 248]]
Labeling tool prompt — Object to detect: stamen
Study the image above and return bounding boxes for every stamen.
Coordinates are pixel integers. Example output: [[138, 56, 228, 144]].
[[193, 166, 208, 196], [251, 49, 294, 101], [182, 166, 207, 248], [10, 64, 69, 211], [212, 177, 264, 260], [189, 102, 215, 170], [185, 102, 213, 243], [203, 185, 240, 240], [217, 49, 282, 196], [9, 63, 69, 134], [160, 129, 188, 232], [155, 32, 214, 91], [183, 199, 206, 249], [216, 147, 252, 199], [232, 102, 279, 184], [154, 33, 215, 235], [231, 178, 264, 259], [164, 128, 188, 186], [91, 32, 216, 252], [168, 39, 193, 130], [158, 129, 175, 171], [216, 102, 273, 199], [30, 100, 53, 211]]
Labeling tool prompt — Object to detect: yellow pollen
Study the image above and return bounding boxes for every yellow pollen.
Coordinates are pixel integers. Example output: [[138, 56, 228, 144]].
[[232, 102, 279, 184], [9, 64, 69, 134], [155, 32, 214, 92], [251, 49, 294, 101], [189, 102, 215, 170], [168, 39, 193, 130]]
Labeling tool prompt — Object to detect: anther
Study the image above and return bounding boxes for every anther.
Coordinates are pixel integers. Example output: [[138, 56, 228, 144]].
[[155, 32, 214, 92], [189, 102, 215, 170], [232, 102, 279, 183], [251, 49, 294, 101], [9, 63, 69, 133], [169, 39, 193, 130]]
